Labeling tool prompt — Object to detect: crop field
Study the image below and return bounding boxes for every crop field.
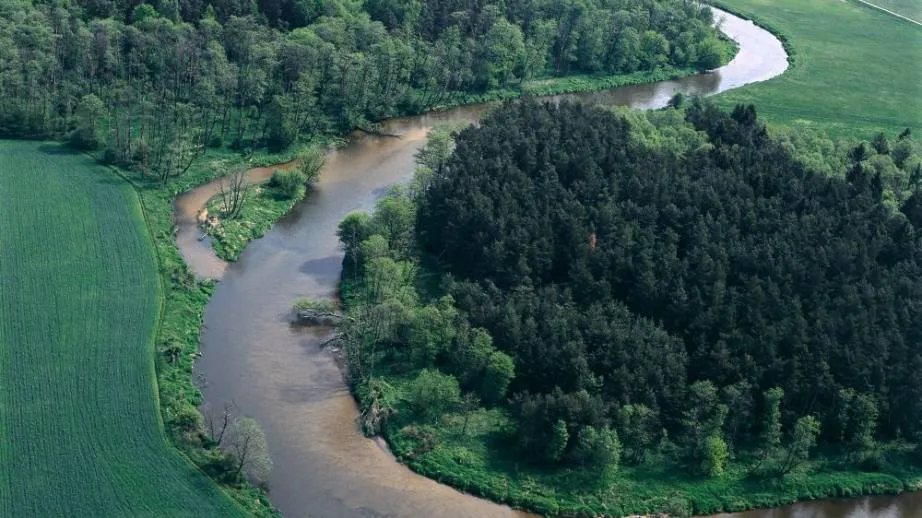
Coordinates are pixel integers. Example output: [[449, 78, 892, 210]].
[[0, 141, 241, 516], [716, 0, 922, 138]]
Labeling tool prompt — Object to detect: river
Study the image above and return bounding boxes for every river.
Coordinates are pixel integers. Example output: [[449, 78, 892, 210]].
[[176, 7, 914, 518]]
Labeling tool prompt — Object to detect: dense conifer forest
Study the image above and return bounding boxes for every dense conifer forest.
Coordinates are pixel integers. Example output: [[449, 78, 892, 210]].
[[0, 0, 724, 170], [338, 100, 922, 513]]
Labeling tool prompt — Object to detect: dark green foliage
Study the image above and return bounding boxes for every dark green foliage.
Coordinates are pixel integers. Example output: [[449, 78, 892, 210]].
[[546, 419, 570, 463], [68, 95, 106, 150], [873, 132, 891, 155], [339, 104, 922, 514], [417, 99, 922, 458], [761, 387, 784, 456]]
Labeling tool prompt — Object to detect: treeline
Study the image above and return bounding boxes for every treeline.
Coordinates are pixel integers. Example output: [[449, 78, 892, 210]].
[[0, 0, 722, 176], [340, 100, 922, 479]]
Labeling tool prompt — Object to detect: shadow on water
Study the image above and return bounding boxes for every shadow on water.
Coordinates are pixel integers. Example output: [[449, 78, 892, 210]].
[[299, 255, 343, 277]]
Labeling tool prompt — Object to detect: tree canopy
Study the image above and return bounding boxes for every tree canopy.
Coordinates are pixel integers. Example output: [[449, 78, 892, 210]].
[[0, 0, 723, 174], [408, 100, 922, 464]]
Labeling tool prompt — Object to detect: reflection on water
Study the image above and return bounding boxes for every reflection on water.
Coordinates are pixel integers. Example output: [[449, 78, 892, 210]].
[[174, 8, 891, 518]]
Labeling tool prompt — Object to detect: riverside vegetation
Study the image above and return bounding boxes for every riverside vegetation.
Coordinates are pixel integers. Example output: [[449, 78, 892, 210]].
[[334, 101, 922, 516], [0, 0, 736, 513]]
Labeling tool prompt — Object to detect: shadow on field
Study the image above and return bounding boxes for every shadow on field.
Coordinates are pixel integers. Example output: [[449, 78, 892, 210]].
[[37, 143, 76, 156]]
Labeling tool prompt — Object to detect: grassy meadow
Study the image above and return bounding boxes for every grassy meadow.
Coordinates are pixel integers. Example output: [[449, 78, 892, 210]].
[[715, 0, 922, 138], [0, 141, 243, 516], [864, 0, 922, 22]]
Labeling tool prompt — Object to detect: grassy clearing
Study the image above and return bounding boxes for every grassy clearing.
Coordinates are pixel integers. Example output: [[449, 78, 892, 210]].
[[713, 0, 922, 138], [0, 140, 244, 516]]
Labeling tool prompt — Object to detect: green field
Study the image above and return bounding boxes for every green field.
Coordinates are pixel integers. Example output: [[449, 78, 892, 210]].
[[716, 0, 922, 138], [865, 0, 922, 22], [0, 141, 242, 516]]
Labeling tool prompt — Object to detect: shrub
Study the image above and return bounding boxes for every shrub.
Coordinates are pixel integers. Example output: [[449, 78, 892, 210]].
[[270, 169, 307, 199], [406, 369, 461, 423]]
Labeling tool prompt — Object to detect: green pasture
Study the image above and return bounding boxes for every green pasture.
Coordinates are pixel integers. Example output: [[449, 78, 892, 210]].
[[716, 0, 922, 138], [0, 140, 241, 516], [864, 0, 922, 22]]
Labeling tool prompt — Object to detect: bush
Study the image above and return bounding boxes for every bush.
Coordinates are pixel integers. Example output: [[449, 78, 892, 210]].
[[405, 369, 461, 423], [270, 169, 307, 199]]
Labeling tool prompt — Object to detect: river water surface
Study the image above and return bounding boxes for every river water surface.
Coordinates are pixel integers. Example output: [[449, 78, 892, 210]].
[[179, 8, 915, 517]]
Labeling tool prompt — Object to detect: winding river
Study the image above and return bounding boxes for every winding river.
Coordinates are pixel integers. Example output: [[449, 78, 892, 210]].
[[175, 8, 919, 517]]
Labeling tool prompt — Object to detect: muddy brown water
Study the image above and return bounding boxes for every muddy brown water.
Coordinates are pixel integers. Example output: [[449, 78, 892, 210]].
[[176, 8, 914, 518]]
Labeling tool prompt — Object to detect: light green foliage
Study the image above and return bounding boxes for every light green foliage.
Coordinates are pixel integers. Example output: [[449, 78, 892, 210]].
[[640, 30, 670, 69], [338, 210, 374, 267], [696, 36, 724, 70], [703, 435, 729, 477], [406, 369, 461, 423], [359, 234, 391, 263], [405, 298, 459, 365], [617, 404, 659, 465], [229, 417, 273, 486], [572, 426, 622, 472], [717, 0, 922, 137], [132, 3, 159, 22], [781, 415, 821, 474], [617, 106, 710, 156], [0, 141, 243, 516], [449, 324, 514, 404], [270, 168, 307, 199], [297, 146, 326, 184], [364, 256, 418, 306], [356, 377, 399, 436], [681, 380, 728, 467], [370, 187, 416, 256], [485, 18, 526, 89], [414, 126, 459, 175], [293, 298, 338, 313]]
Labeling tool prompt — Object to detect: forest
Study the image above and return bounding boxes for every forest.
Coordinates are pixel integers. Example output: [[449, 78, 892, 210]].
[[0, 0, 725, 174], [337, 100, 922, 513]]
